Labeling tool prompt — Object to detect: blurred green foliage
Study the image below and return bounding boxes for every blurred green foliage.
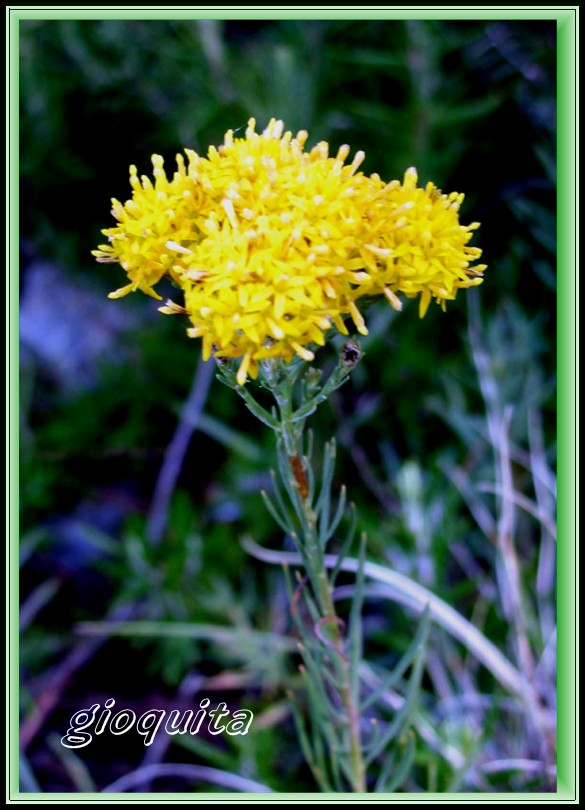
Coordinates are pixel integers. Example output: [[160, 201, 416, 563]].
[[19, 18, 556, 793]]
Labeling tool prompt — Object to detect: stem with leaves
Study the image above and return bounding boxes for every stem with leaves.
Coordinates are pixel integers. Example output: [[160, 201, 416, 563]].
[[217, 344, 367, 792]]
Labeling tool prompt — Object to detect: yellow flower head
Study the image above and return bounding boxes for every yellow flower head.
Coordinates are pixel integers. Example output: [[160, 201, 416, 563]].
[[94, 118, 485, 384]]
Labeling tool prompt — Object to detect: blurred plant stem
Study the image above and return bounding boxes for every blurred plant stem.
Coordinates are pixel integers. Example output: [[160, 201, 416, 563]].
[[146, 358, 214, 546], [217, 348, 367, 792]]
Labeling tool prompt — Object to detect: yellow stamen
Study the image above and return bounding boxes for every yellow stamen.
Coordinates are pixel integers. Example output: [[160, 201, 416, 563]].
[[383, 287, 403, 311], [291, 342, 315, 362], [237, 352, 252, 386], [349, 302, 368, 336]]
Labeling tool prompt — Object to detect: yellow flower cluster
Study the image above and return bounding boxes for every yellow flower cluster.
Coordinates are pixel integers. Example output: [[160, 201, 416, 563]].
[[94, 118, 485, 384]]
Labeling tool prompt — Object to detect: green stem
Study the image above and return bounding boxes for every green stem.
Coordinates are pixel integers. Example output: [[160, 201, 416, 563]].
[[226, 354, 367, 791], [277, 393, 366, 793]]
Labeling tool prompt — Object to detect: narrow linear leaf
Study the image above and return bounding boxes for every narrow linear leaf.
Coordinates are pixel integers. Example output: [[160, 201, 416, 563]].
[[331, 503, 358, 585], [309, 695, 331, 794], [324, 485, 347, 547], [338, 754, 359, 790], [318, 480, 332, 549], [289, 696, 321, 786], [349, 533, 367, 703], [291, 363, 351, 422], [48, 734, 97, 792], [362, 607, 431, 711], [276, 440, 301, 508], [290, 572, 321, 631], [314, 440, 336, 519], [76, 621, 296, 653], [305, 455, 316, 506], [20, 578, 60, 632], [376, 731, 416, 792], [261, 490, 293, 534], [328, 740, 344, 793], [373, 741, 398, 793], [269, 468, 294, 529], [19, 755, 41, 793], [174, 732, 237, 771], [301, 665, 342, 785], [304, 428, 314, 462], [297, 645, 339, 719], [291, 398, 320, 422], [365, 621, 428, 765], [196, 412, 262, 461], [236, 386, 281, 429]]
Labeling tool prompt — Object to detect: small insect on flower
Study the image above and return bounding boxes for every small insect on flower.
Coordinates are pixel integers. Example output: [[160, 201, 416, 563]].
[[341, 341, 362, 367]]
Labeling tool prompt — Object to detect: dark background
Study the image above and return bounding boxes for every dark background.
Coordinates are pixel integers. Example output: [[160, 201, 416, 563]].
[[19, 18, 557, 793]]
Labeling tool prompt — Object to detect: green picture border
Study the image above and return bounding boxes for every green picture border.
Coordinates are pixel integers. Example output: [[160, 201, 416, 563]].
[[8, 5, 577, 803]]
